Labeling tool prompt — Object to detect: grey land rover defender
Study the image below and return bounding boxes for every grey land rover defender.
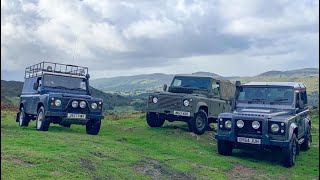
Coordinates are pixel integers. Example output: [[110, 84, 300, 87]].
[[146, 74, 236, 135], [215, 82, 312, 167]]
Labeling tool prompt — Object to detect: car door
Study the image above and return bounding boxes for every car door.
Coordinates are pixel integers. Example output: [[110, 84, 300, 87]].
[[209, 81, 225, 117], [296, 91, 306, 139]]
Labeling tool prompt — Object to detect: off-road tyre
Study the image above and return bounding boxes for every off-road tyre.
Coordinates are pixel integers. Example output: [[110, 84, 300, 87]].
[[190, 110, 208, 135], [300, 126, 312, 151], [217, 140, 233, 156], [146, 112, 165, 127], [86, 119, 101, 135], [18, 107, 30, 127], [36, 106, 50, 131], [283, 133, 298, 167]]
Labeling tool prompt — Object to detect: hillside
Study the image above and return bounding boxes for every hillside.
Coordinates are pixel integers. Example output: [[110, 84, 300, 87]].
[[90, 68, 319, 107], [91, 73, 174, 96], [1, 111, 319, 179], [0, 80, 130, 110], [257, 68, 319, 77]]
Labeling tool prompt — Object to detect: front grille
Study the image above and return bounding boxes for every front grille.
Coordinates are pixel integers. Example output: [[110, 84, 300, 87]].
[[159, 96, 181, 109], [65, 99, 90, 114], [235, 120, 262, 135]]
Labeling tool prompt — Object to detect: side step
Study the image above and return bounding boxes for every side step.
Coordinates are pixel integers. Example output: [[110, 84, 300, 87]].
[[298, 138, 305, 145]]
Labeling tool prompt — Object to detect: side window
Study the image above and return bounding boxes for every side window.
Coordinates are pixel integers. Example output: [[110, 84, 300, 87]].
[[37, 78, 42, 91], [301, 91, 307, 105], [212, 82, 220, 96], [295, 93, 300, 108], [173, 79, 182, 86]]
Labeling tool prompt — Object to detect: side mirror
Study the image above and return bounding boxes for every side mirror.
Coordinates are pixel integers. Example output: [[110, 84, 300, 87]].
[[33, 82, 39, 90], [85, 74, 90, 79], [163, 84, 168, 92]]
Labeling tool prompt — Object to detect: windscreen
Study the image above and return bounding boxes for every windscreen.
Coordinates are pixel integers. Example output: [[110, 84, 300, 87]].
[[171, 76, 211, 89], [43, 74, 87, 92], [237, 86, 294, 103]]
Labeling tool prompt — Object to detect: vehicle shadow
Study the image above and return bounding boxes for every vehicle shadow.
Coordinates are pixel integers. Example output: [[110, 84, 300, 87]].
[[231, 149, 285, 166], [161, 123, 217, 133]]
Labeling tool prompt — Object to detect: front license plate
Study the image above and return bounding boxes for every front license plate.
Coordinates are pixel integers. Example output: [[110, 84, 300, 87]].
[[173, 111, 190, 117], [67, 113, 86, 119], [237, 137, 261, 144]]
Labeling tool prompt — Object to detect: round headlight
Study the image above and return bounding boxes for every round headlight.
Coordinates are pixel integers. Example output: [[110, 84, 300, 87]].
[[225, 120, 232, 129], [72, 101, 78, 108], [236, 120, 244, 128], [152, 97, 158, 103], [54, 99, 61, 106], [183, 100, 190, 106], [80, 101, 86, 108], [271, 124, 280, 132], [91, 102, 97, 109], [252, 121, 260, 129]]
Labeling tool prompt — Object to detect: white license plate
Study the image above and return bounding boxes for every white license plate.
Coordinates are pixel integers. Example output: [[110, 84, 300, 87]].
[[173, 111, 191, 117], [237, 137, 261, 144], [67, 113, 86, 119]]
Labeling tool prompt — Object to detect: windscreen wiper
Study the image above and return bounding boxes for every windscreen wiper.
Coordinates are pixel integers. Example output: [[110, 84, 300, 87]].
[[248, 98, 266, 103], [272, 98, 289, 102]]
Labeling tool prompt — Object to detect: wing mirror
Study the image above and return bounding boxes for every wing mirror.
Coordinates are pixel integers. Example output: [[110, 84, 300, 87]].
[[163, 84, 168, 92], [33, 82, 39, 90]]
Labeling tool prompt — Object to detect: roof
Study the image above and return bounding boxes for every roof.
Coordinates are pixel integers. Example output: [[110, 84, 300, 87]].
[[174, 74, 227, 82], [243, 82, 306, 89]]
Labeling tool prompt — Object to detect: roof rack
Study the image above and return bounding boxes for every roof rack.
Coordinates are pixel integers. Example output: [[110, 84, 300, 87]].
[[25, 62, 88, 79]]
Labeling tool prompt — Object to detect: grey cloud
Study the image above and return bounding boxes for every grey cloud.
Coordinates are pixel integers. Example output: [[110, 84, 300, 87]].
[[1, 0, 319, 81]]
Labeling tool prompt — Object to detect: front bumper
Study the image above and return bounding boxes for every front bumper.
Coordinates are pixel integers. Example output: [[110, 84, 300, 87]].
[[214, 116, 289, 148], [45, 111, 104, 120], [147, 110, 193, 122], [215, 133, 290, 147]]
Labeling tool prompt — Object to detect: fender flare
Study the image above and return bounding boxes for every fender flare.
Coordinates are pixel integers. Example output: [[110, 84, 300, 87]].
[[288, 123, 298, 140], [196, 102, 208, 113], [19, 100, 27, 109]]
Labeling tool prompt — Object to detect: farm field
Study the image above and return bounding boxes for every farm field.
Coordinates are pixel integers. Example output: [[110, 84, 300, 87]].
[[1, 111, 319, 180]]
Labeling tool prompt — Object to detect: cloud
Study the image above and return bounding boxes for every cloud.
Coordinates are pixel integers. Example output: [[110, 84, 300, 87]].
[[1, 0, 319, 81]]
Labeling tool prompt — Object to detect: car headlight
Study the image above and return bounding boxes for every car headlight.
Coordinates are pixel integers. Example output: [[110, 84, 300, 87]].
[[54, 99, 61, 106], [80, 101, 86, 108], [91, 102, 97, 109], [252, 121, 260, 129], [236, 120, 244, 128], [225, 120, 232, 129], [183, 100, 190, 106], [152, 97, 158, 103], [72, 101, 78, 108], [271, 124, 280, 132]]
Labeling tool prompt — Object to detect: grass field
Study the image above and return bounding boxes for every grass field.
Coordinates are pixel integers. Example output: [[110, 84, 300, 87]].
[[1, 111, 319, 180]]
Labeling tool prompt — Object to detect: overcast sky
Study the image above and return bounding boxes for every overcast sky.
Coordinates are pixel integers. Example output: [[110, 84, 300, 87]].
[[1, 0, 319, 81]]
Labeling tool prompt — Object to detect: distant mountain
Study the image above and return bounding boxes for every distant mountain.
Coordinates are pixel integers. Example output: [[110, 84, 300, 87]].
[[257, 68, 319, 77], [1, 80, 130, 110], [90, 73, 175, 96]]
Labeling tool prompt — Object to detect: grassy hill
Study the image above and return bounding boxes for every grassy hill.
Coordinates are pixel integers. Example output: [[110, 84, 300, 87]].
[[1, 111, 319, 179], [90, 68, 319, 107], [0, 80, 131, 111]]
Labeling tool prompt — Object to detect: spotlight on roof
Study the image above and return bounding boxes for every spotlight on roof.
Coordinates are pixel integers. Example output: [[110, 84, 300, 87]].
[[47, 66, 53, 71], [80, 69, 85, 76]]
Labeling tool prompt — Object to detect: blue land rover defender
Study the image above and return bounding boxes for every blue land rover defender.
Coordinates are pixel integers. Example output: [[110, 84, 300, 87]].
[[16, 62, 104, 135], [215, 82, 312, 167]]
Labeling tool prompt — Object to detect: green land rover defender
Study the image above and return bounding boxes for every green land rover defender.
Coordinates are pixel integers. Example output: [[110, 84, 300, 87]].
[[146, 74, 236, 135]]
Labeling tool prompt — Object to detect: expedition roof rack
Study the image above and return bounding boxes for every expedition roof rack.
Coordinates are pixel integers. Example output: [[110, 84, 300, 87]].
[[25, 62, 88, 79]]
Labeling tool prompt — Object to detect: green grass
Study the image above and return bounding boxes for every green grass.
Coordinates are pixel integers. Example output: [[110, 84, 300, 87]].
[[1, 111, 319, 180]]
